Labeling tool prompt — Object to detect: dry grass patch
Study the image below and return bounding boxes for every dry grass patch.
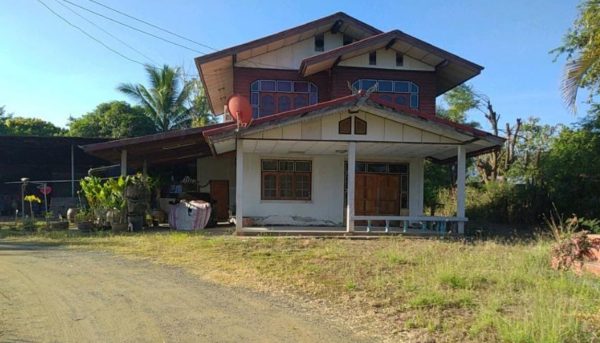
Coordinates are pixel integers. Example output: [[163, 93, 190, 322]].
[[3, 229, 600, 342]]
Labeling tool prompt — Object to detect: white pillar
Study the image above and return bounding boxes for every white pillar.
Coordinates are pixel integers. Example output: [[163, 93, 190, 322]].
[[408, 158, 424, 217], [456, 145, 466, 234], [120, 150, 127, 176], [346, 142, 356, 232], [235, 141, 244, 231]]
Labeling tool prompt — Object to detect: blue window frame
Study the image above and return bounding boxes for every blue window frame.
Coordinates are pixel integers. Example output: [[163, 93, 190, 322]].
[[352, 79, 420, 109], [250, 80, 318, 118]]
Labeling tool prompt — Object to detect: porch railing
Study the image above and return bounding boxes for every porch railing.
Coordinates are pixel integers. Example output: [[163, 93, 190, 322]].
[[352, 216, 468, 234]]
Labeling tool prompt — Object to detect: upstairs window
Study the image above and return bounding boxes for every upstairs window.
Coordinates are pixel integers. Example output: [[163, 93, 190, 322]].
[[352, 79, 420, 109], [369, 51, 377, 65], [343, 34, 354, 46], [250, 80, 318, 118], [314, 33, 324, 52], [396, 53, 404, 67]]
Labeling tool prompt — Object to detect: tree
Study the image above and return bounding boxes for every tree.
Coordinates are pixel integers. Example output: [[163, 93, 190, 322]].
[[187, 79, 217, 127], [1, 116, 64, 136], [439, 84, 480, 123], [553, 0, 600, 112], [118, 64, 193, 132], [68, 101, 156, 138], [541, 117, 600, 218]]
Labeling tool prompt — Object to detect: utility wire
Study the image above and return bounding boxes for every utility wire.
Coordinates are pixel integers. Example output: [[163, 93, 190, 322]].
[[37, 0, 148, 67], [87, 0, 218, 51], [38, 0, 201, 78], [60, 0, 207, 54], [53, 0, 157, 64]]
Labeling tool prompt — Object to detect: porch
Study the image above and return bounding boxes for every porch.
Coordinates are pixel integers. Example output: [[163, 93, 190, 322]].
[[237, 215, 467, 237]]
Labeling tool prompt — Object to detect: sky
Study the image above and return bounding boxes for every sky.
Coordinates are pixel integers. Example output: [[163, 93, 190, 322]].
[[0, 0, 589, 131]]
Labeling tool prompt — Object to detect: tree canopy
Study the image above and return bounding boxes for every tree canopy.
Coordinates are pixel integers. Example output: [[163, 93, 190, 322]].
[[67, 101, 156, 138], [553, 0, 600, 111], [0, 107, 64, 137], [118, 65, 193, 132]]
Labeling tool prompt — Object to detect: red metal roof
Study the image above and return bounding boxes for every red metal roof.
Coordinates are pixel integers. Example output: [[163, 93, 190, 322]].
[[203, 93, 503, 143]]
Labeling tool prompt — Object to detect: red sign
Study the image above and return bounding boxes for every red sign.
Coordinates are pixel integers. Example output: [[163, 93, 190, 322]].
[[38, 185, 52, 195]]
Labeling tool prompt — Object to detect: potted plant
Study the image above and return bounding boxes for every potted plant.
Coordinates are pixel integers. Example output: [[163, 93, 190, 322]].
[[105, 177, 128, 232], [75, 209, 94, 232], [125, 174, 153, 231], [80, 176, 109, 227]]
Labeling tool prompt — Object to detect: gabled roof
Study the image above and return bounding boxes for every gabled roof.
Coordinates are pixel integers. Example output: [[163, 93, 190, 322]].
[[195, 12, 382, 114], [300, 30, 484, 95], [195, 12, 381, 66]]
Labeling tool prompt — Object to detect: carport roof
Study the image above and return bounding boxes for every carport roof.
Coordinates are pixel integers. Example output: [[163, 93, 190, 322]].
[[80, 122, 231, 166]]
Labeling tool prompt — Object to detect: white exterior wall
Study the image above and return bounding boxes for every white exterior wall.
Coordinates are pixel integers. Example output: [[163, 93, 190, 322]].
[[339, 48, 435, 71], [235, 32, 345, 70], [241, 153, 345, 226], [196, 155, 236, 212]]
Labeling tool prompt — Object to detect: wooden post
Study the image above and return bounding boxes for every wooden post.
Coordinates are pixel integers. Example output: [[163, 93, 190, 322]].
[[346, 142, 356, 232], [456, 145, 466, 234], [142, 159, 148, 176], [120, 150, 127, 177], [235, 141, 244, 231]]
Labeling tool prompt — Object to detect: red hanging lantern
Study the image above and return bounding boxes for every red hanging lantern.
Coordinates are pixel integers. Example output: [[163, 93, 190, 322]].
[[227, 94, 253, 127]]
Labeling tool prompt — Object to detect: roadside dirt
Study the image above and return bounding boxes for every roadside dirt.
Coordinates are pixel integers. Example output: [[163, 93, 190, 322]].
[[0, 242, 370, 343]]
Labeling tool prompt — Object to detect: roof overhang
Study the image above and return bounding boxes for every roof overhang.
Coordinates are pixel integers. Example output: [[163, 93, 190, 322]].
[[194, 12, 382, 114], [300, 30, 483, 95], [202, 94, 504, 161], [80, 123, 231, 167]]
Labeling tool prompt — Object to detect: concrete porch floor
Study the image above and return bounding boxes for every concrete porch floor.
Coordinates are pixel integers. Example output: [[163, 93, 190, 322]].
[[236, 226, 452, 237]]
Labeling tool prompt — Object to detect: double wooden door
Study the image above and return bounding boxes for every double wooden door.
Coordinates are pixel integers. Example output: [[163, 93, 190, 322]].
[[355, 173, 401, 216]]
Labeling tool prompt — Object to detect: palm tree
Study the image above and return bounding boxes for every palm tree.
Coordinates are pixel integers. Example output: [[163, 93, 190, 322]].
[[118, 65, 193, 132]]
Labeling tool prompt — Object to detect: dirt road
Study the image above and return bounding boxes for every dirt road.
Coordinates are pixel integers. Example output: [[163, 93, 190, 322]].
[[0, 242, 367, 343]]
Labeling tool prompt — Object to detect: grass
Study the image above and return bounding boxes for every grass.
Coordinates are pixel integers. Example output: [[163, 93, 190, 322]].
[[2, 226, 599, 342]]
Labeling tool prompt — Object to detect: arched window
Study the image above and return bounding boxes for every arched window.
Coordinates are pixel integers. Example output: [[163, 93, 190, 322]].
[[250, 80, 318, 118], [352, 79, 419, 109]]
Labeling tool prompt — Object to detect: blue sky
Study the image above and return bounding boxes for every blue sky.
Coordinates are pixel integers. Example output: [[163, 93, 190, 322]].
[[0, 0, 587, 130]]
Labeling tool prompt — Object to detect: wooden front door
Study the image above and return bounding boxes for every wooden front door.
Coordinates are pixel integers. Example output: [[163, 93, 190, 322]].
[[355, 173, 401, 216], [210, 180, 229, 221]]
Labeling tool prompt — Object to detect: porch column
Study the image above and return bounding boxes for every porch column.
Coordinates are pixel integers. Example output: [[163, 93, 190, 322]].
[[235, 141, 244, 231], [120, 150, 127, 177], [456, 145, 466, 234], [346, 142, 356, 232]]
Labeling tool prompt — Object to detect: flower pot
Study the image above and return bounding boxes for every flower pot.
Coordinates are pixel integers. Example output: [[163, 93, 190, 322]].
[[77, 221, 94, 232], [49, 221, 69, 230], [67, 208, 78, 223], [111, 222, 129, 233]]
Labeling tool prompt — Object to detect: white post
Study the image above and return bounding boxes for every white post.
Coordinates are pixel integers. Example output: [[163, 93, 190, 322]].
[[346, 142, 356, 232], [456, 145, 466, 234], [235, 141, 244, 231], [120, 150, 127, 177]]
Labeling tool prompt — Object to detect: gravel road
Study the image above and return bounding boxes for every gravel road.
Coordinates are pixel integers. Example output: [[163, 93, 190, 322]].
[[0, 242, 368, 343]]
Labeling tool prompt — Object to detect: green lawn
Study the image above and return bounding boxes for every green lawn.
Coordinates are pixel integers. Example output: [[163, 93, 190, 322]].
[[2, 227, 599, 342]]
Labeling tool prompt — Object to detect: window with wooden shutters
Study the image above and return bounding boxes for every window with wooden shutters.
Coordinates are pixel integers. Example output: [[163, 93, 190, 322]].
[[261, 160, 312, 200], [354, 117, 367, 135], [338, 117, 351, 134]]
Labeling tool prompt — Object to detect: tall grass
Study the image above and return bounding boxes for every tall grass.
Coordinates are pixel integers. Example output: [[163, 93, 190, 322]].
[[3, 229, 599, 342]]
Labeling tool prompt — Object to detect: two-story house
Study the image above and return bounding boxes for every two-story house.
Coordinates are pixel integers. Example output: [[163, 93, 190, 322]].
[[83, 12, 504, 234]]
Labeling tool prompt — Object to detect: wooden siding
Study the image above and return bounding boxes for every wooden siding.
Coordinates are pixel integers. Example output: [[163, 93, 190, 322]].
[[233, 67, 331, 103], [233, 66, 437, 116], [244, 110, 458, 143], [330, 67, 437, 115]]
